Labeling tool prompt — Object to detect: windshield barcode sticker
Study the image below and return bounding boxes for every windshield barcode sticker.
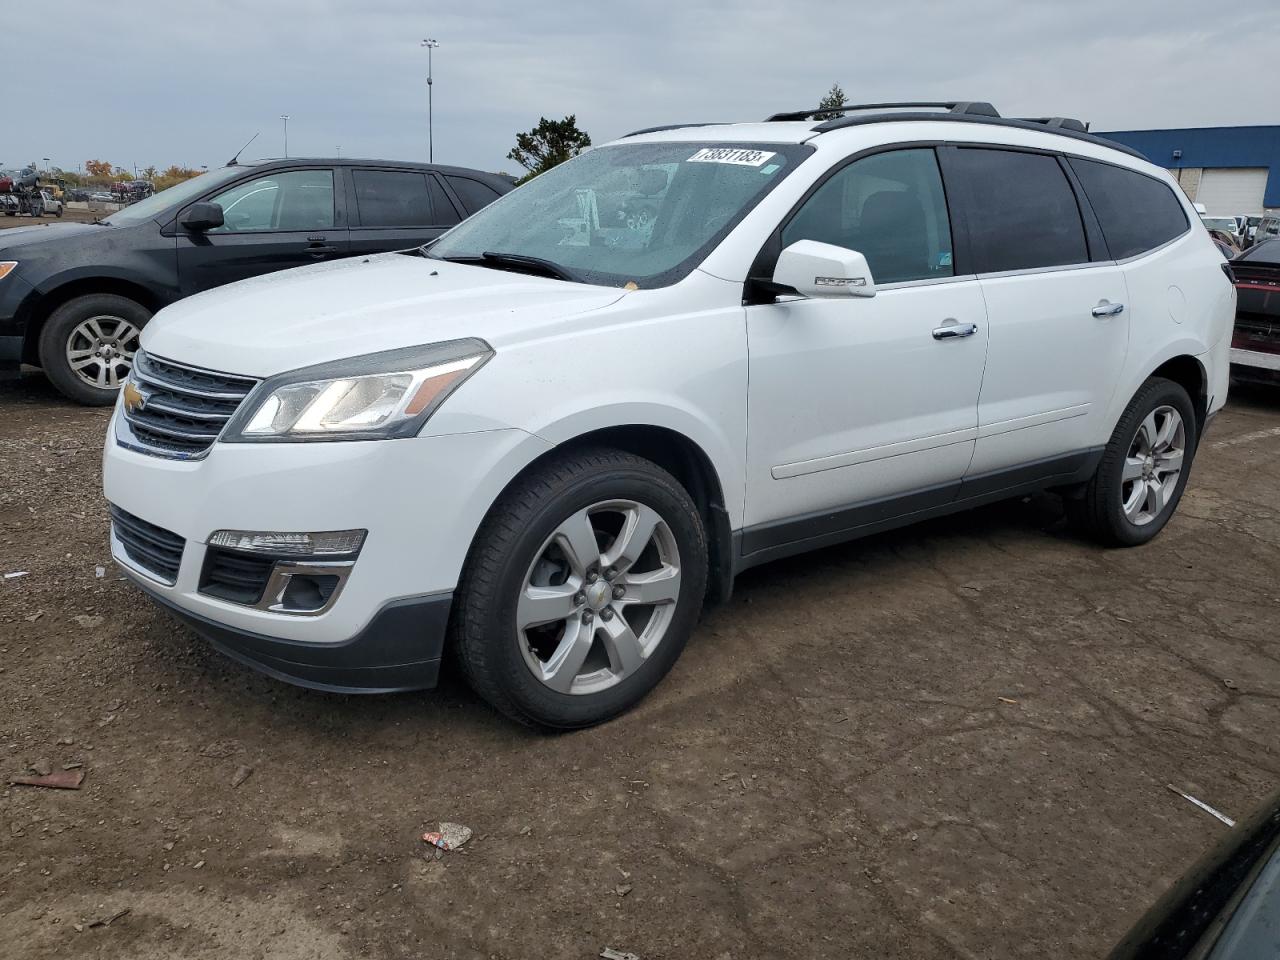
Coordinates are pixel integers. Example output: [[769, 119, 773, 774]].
[[687, 148, 777, 167]]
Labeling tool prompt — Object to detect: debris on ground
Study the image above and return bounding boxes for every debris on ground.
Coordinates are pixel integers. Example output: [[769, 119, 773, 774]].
[[24, 611, 42, 622], [30, 758, 52, 776], [4, 571, 30, 580], [87, 907, 130, 928], [601, 949, 640, 960], [422, 822, 473, 851], [231, 765, 254, 788], [997, 697, 1019, 705], [1223, 678, 1238, 690], [74, 614, 103, 629], [614, 883, 633, 897], [95, 566, 105, 579], [1166, 784, 1236, 827], [10, 769, 85, 790]]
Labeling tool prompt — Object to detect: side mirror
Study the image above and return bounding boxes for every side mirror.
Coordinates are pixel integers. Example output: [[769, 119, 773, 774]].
[[180, 202, 224, 232], [772, 239, 876, 299]]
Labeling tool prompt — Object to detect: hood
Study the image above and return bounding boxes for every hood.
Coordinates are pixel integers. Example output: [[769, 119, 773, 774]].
[[0, 221, 105, 252], [142, 252, 626, 377]]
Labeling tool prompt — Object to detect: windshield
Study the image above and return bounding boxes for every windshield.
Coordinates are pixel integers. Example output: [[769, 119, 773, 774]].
[[1201, 217, 1237, 233], [428, 141, 812, 288], [102, 166, 248, 226]]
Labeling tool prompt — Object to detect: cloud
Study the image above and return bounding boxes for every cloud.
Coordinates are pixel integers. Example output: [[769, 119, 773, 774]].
[[4, 0, 1277, 175]]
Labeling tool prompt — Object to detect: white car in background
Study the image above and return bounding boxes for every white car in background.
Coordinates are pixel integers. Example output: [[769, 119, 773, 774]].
[[38, 190, 63, 218], [103, 101, 1234, 728]]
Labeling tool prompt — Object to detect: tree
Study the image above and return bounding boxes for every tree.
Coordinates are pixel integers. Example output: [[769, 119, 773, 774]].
[[507, 115, 591, 182], [142, 166, 158, 180], [84, 159, 113, 179], [815, 83, 848, 120]]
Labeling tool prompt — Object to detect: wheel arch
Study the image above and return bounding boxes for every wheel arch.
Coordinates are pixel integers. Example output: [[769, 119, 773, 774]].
[[1148, 354, 1209, 437], [21, 277, 163, 365], [475, 423, 737, 606]]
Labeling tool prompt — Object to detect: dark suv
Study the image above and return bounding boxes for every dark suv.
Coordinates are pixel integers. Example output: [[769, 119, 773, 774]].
[[0, 158, 513, 403]]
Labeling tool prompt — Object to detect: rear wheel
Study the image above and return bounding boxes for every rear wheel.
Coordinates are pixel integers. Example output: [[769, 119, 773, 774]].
[[1069, 377, 1198, 546], [37, 293, 150, 405], [451, 447, 707, 728]]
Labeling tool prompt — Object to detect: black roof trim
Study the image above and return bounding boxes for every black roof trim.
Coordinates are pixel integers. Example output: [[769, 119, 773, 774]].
[[235, 157, 514, 185], [1016, 116, 1090, 133], [768, 101, 1000, 122], [807, 112, 1147, 160], [620, 122, 727, 138]]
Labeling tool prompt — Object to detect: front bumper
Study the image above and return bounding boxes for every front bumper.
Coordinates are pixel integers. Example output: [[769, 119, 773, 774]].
[[104, 408, 552, 689], [0, 272, 36, 373], [133, 580, 451, 692]]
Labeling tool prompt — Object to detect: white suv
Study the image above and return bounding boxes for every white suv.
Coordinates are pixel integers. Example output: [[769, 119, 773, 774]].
[[103, 102, 1234, 727]]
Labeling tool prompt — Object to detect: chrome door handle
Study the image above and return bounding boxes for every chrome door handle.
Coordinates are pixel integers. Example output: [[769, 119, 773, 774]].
[[1092, 301, 1125, 317], [932, 321, 979, 340]]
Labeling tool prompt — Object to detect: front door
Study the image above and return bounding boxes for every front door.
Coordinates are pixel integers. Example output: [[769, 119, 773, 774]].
[[176, 168, 348, 296], [743, 148, 989, 557]]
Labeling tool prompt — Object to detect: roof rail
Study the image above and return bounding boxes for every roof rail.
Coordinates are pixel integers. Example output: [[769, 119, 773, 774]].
[[621, 122, 726, 138], [1017, 116, 1090, 133], [766, 101, 1000, 122]]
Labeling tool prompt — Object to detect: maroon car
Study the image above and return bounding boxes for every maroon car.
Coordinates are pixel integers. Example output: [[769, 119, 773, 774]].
[[1229, 238, 1280, 383]]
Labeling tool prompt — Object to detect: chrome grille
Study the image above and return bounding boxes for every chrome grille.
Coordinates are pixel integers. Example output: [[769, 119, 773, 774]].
[[121, 352, 259, 459]]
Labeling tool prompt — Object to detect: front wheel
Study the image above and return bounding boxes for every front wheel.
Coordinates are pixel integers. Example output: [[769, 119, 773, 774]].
[[450, 447, 708, 728], [1069, 377, 1198, 546], [37, 293, 150, 405]]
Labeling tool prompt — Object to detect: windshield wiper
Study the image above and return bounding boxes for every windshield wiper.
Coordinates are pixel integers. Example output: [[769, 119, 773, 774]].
[[432, 250, 582, 283]]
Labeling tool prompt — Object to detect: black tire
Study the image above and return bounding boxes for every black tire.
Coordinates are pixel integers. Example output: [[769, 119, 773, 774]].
[[450, 447, 708, 729], [37, 293, 151, 406], [55, 207, 63, 218], [1069, 377, 1198, 546]]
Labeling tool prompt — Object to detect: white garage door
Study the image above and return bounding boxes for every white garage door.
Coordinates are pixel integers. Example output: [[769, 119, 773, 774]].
[[1195, 168, 1268, 216]]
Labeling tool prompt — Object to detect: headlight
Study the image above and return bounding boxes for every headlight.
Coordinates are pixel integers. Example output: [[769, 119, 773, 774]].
[[0, 262, 18, 281], [222, 339, 493, 442]]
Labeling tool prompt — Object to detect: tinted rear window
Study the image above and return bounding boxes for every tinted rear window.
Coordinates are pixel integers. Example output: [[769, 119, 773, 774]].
[[949, 148, 1089, 273], [353, 169, 437, 227], [446, 176, 502, 213], [427, 176, 460, 226], [1240, 238, 1280, 264], [1068, 159, 1189, 260]]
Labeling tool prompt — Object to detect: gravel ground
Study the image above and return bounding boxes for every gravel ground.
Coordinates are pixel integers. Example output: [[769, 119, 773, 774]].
[[1, 367, 1278, 960]]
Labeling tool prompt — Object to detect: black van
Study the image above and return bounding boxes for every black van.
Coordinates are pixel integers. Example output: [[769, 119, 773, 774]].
[[0, 158, 513, 404]]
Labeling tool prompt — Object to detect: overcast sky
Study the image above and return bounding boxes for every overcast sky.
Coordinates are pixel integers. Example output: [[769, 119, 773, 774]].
[[5, 0, 1278, 177]]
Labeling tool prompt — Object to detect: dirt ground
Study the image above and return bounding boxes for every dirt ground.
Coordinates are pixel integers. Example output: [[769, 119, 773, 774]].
[[1, 367, 1277, 960]]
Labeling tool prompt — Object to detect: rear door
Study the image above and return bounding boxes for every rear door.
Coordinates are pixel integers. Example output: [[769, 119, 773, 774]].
[[941, 145, 1129, 484], [176, 167, 348, 295], [345, 167, 462, 256]]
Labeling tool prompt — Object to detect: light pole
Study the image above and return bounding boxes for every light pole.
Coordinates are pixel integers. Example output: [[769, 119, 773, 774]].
[[280, 115, 290, 158], [421, 39, 439, 162]]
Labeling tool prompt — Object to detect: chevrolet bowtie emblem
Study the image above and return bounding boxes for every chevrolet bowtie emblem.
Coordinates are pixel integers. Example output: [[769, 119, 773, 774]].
[[122, 380, 146, 414]]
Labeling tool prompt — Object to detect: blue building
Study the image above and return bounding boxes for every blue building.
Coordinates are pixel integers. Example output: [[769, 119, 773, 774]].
[[1099, 126, 1280, 216]]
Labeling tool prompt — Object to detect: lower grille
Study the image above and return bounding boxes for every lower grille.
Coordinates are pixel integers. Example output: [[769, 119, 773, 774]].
[[121, 352, 259, 460], [110, 505, 185, 584], [199, 547, 276, 605]]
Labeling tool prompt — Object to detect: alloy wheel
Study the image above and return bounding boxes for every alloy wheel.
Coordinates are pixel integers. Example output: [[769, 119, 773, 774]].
[[1121, 405, 1185, 526], [65, 315, 141, 390], [517, 499, 682, 695]]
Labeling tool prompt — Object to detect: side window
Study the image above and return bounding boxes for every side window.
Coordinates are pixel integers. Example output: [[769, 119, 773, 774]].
[[427, 175, 460, 226], [781, 148, 954, 285], [353, 170, 436, 227], [949, 148, 1088, 273], [446, 176, 502, 214], [208, 170, 334, 233], [1069, 158, 1189, 260]]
